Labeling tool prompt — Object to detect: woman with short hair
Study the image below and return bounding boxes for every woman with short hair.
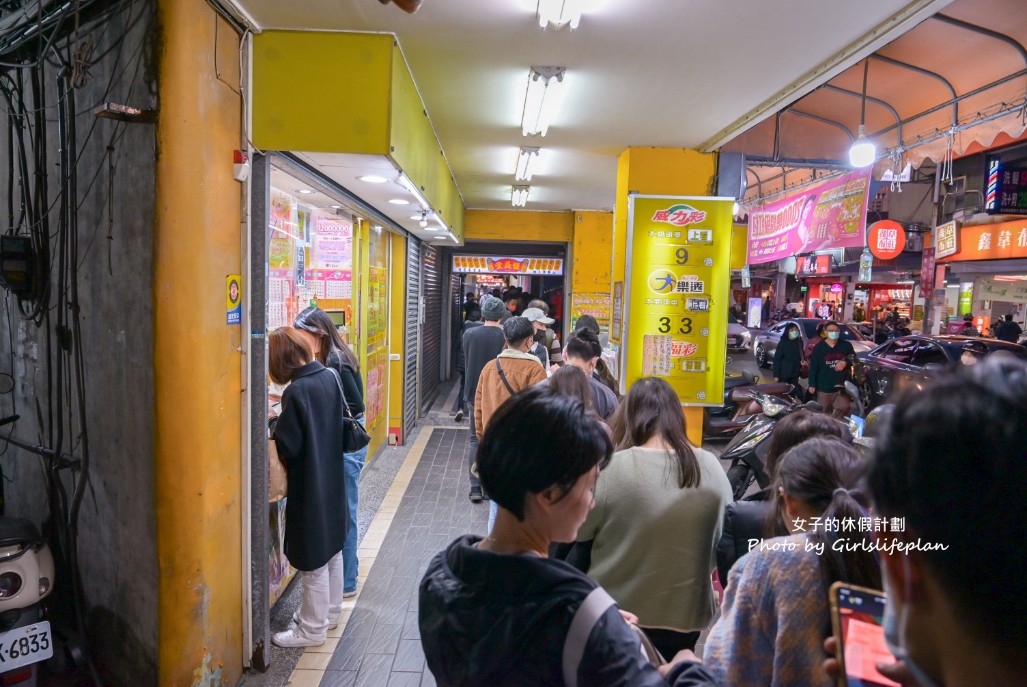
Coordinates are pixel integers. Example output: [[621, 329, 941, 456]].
[[419, 386, 720, 686], [575, 377, 732, 660], [268, 328, 349, 647]]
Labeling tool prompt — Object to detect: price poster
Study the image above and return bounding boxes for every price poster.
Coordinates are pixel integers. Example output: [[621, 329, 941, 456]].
[[622, 195, 732, 405]]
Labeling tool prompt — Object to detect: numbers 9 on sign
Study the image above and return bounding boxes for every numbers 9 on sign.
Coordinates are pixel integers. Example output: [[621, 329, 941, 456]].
[[675, 248, 688, 265]]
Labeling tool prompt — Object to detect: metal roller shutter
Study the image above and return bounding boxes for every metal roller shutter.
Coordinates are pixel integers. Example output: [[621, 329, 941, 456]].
[[420, 244, 443, 413], [450, 272, 463, 373], [404, 238, 421, 442]]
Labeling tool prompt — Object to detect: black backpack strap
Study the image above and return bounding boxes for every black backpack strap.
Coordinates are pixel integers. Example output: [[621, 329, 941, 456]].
[[495, 358, 516, 395]]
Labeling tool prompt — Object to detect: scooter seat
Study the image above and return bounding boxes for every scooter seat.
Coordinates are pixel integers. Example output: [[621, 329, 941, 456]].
[[755, 382, 793, 395], [0, 517, 40, 548]]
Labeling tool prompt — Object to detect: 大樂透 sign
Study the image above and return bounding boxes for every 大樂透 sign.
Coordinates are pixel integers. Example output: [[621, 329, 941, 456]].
[[622, 196, 732, 405]]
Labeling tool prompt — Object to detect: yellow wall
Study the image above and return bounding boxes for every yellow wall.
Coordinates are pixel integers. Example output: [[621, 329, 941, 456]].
[[613, 148, 717, 446], [252, 32, 392, 154], [388, 234, 408, 440], [154, 1, 242, 684], [571, 212, 614, 294], [464, 209, 574, 243]]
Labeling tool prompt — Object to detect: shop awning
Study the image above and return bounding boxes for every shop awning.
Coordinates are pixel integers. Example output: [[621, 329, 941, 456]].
[[728, 0, 1027, 204]]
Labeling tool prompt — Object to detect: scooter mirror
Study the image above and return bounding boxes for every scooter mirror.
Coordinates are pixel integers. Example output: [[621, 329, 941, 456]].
[[0, 373, 12, 395]]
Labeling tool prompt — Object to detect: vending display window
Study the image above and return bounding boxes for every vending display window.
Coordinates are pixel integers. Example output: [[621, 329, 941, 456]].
[[363, 225, 390, 449]]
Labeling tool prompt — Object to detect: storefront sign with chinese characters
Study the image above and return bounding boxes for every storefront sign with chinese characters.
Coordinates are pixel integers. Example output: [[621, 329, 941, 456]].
[[452, 255, 564, 275], [985, 155, 1027, 215], [934, 221, 959, 259], [936, 219, 1027, 262], [867, 220, 906, 260], [919, 247, 936, 293], [623, 196, 732, 405]]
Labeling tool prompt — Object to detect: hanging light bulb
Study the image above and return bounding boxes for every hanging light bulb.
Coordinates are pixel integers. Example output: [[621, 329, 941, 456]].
[[849, 125, 876, 167]]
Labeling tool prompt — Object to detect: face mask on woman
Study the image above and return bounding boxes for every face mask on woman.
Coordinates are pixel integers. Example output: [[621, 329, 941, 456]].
[[788, 330, 800, 340], [827, 331, 840, 341]]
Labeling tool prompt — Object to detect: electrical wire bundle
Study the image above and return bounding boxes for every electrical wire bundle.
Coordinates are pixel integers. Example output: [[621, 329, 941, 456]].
[[0, 1, 148, 684]]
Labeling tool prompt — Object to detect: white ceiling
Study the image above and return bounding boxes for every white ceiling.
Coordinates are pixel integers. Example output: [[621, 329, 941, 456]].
[[233, 0, 951, 215]]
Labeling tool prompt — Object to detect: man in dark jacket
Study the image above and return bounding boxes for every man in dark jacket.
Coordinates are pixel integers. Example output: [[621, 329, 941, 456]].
[[807, 321, 855, 418], [994, 314, 1023, 342], [453, 308, 482, 422], [461, 295, 506, 502]]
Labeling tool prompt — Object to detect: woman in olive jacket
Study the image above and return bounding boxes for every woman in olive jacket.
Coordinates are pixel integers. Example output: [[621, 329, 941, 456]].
[[773, 322, 804, 391], [269, 327, 349, 648]]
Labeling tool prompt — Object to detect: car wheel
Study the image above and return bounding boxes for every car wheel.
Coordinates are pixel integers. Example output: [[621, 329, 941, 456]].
[[727, 463, 755, 500], [755, 345, 768, 368]]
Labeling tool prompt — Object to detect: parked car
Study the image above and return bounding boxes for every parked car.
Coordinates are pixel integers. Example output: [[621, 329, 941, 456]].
[[727, 311, 752, 352], [753, 318, 874, 369], [856, 335, 1027, 410]]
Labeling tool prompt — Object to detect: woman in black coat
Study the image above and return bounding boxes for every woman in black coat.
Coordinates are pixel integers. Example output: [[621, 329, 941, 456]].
[[269, 327, 348, 649], [772, 322, 804, 392]]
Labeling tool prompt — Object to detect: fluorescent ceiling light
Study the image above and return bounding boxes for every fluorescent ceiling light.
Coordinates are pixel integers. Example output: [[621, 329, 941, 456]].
[[537, 0, 584, 30], [515, 146, 541, 181], [849, 128, 876, 168], [522, 67, 566, 137], [389, 199, 410, 205], [296, 188, 314, 194], [397, 173, 430, 210], [512, 185, 530, 207], [359, 175, 388, 183]]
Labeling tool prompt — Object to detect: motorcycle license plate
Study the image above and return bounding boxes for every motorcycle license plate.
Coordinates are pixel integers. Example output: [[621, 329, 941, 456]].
[[0, 621, 53, 672]]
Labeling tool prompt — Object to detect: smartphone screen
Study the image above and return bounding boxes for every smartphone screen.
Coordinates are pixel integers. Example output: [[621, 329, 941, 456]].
[[834, 584, 900, 687]]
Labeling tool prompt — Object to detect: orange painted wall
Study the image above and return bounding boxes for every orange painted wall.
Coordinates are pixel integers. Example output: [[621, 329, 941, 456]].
[[154, 0, 243, 684]]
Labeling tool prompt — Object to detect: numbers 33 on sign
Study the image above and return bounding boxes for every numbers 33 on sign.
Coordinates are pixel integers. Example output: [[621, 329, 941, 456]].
[[0, 622, 53, 672]]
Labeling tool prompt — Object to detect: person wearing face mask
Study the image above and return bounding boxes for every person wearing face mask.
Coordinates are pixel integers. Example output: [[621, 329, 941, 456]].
[[564, 330, 619, 420], [807, 321, 855, 418], [522, 307, 555, 372], [773, 322, 804, 392], [824, 355, 1027, 687], [959, 340, 987, 366]]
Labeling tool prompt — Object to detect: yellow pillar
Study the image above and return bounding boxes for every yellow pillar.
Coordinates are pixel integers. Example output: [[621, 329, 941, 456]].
[[388, 234, 408, 442], [613, 148, 717, 446], [154, 0, 243, 684]]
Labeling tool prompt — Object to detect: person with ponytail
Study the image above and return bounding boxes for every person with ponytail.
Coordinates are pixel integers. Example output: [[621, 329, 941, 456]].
[[703, 437, 880, 687]]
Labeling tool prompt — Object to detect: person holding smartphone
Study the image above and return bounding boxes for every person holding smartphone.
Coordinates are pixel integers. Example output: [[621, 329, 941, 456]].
[[702, 437, 880, 687]]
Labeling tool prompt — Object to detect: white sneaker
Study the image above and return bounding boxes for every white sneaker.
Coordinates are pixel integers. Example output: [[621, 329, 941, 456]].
[[272, 628, 325, 648], [343, 589, 358, 599], [289, 612, 339, 630]]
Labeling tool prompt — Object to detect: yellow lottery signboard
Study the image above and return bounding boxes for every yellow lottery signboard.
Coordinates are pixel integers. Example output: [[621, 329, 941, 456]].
[[622, 195, 733, 405]]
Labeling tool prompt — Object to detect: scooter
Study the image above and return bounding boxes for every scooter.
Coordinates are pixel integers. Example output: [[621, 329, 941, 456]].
[[703, 371, 797, 439], [0, 414, 55, 687], [721, 380, 864, 500]]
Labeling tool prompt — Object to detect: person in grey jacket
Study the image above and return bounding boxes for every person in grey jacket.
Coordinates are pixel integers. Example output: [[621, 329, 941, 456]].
[[461, 295, 507, 502]]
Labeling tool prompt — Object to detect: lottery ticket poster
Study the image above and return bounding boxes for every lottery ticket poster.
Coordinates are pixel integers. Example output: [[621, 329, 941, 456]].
[[622, 195, 733, 406]]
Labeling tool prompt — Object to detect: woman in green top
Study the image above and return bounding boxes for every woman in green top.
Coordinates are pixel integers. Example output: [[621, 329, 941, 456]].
[[575, 377, 732, 660]]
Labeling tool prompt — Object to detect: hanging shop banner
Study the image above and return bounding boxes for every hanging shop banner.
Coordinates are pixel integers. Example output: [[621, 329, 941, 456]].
[[934, 221, 959, 258], [623, 195, 732, 406], [452, 255, 564, 275], [747, 168, 872, 265], [867, 220, 907, 260], [919, 247, 936, 293], [570, 292, 612, 334], [936, 219, 1027, 262], [977, 277, 1027, 304]]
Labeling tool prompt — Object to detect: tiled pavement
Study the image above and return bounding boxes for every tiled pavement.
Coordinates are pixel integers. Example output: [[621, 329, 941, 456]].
[[315, 426, 487, 687]]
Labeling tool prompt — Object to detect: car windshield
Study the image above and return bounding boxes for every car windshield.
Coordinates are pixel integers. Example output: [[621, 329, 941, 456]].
[[940, 341, 1027, 361]]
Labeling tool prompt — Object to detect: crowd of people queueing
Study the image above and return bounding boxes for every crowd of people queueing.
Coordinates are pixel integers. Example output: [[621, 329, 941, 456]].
[[420, 294, 1027, 687]]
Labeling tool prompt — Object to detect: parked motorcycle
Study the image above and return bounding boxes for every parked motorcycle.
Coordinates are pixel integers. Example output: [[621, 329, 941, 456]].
[[722, 380, 864, 500], [702, 371, 797, 439], [0, 516, 55, 686]]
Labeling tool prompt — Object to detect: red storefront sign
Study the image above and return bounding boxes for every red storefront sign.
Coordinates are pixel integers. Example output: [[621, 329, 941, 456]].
[[867, 220, 906, 260]]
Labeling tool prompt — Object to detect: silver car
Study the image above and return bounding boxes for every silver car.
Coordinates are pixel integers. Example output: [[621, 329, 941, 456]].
[[753, 318, 874, 368], [727, 311, 752, 352]]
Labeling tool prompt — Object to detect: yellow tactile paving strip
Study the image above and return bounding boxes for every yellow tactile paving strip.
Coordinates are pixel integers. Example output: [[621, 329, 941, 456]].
[[285, 426, 439, 687]]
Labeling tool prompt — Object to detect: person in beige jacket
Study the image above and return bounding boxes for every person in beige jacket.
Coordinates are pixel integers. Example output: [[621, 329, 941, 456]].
[[474, 316, 548, 439], [475, 316, 548, 533]]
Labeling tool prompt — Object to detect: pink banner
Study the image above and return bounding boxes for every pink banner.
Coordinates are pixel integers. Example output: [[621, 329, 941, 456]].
[[747, 168, 872, 265]]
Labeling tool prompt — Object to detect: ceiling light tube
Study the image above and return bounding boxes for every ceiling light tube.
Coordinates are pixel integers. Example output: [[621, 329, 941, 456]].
[[512, 185, 530, 207], [515, 147, 541, 181], [522, 67, 566, 137], [397, 173, 430, 210], [537, 0, 583, 30]]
